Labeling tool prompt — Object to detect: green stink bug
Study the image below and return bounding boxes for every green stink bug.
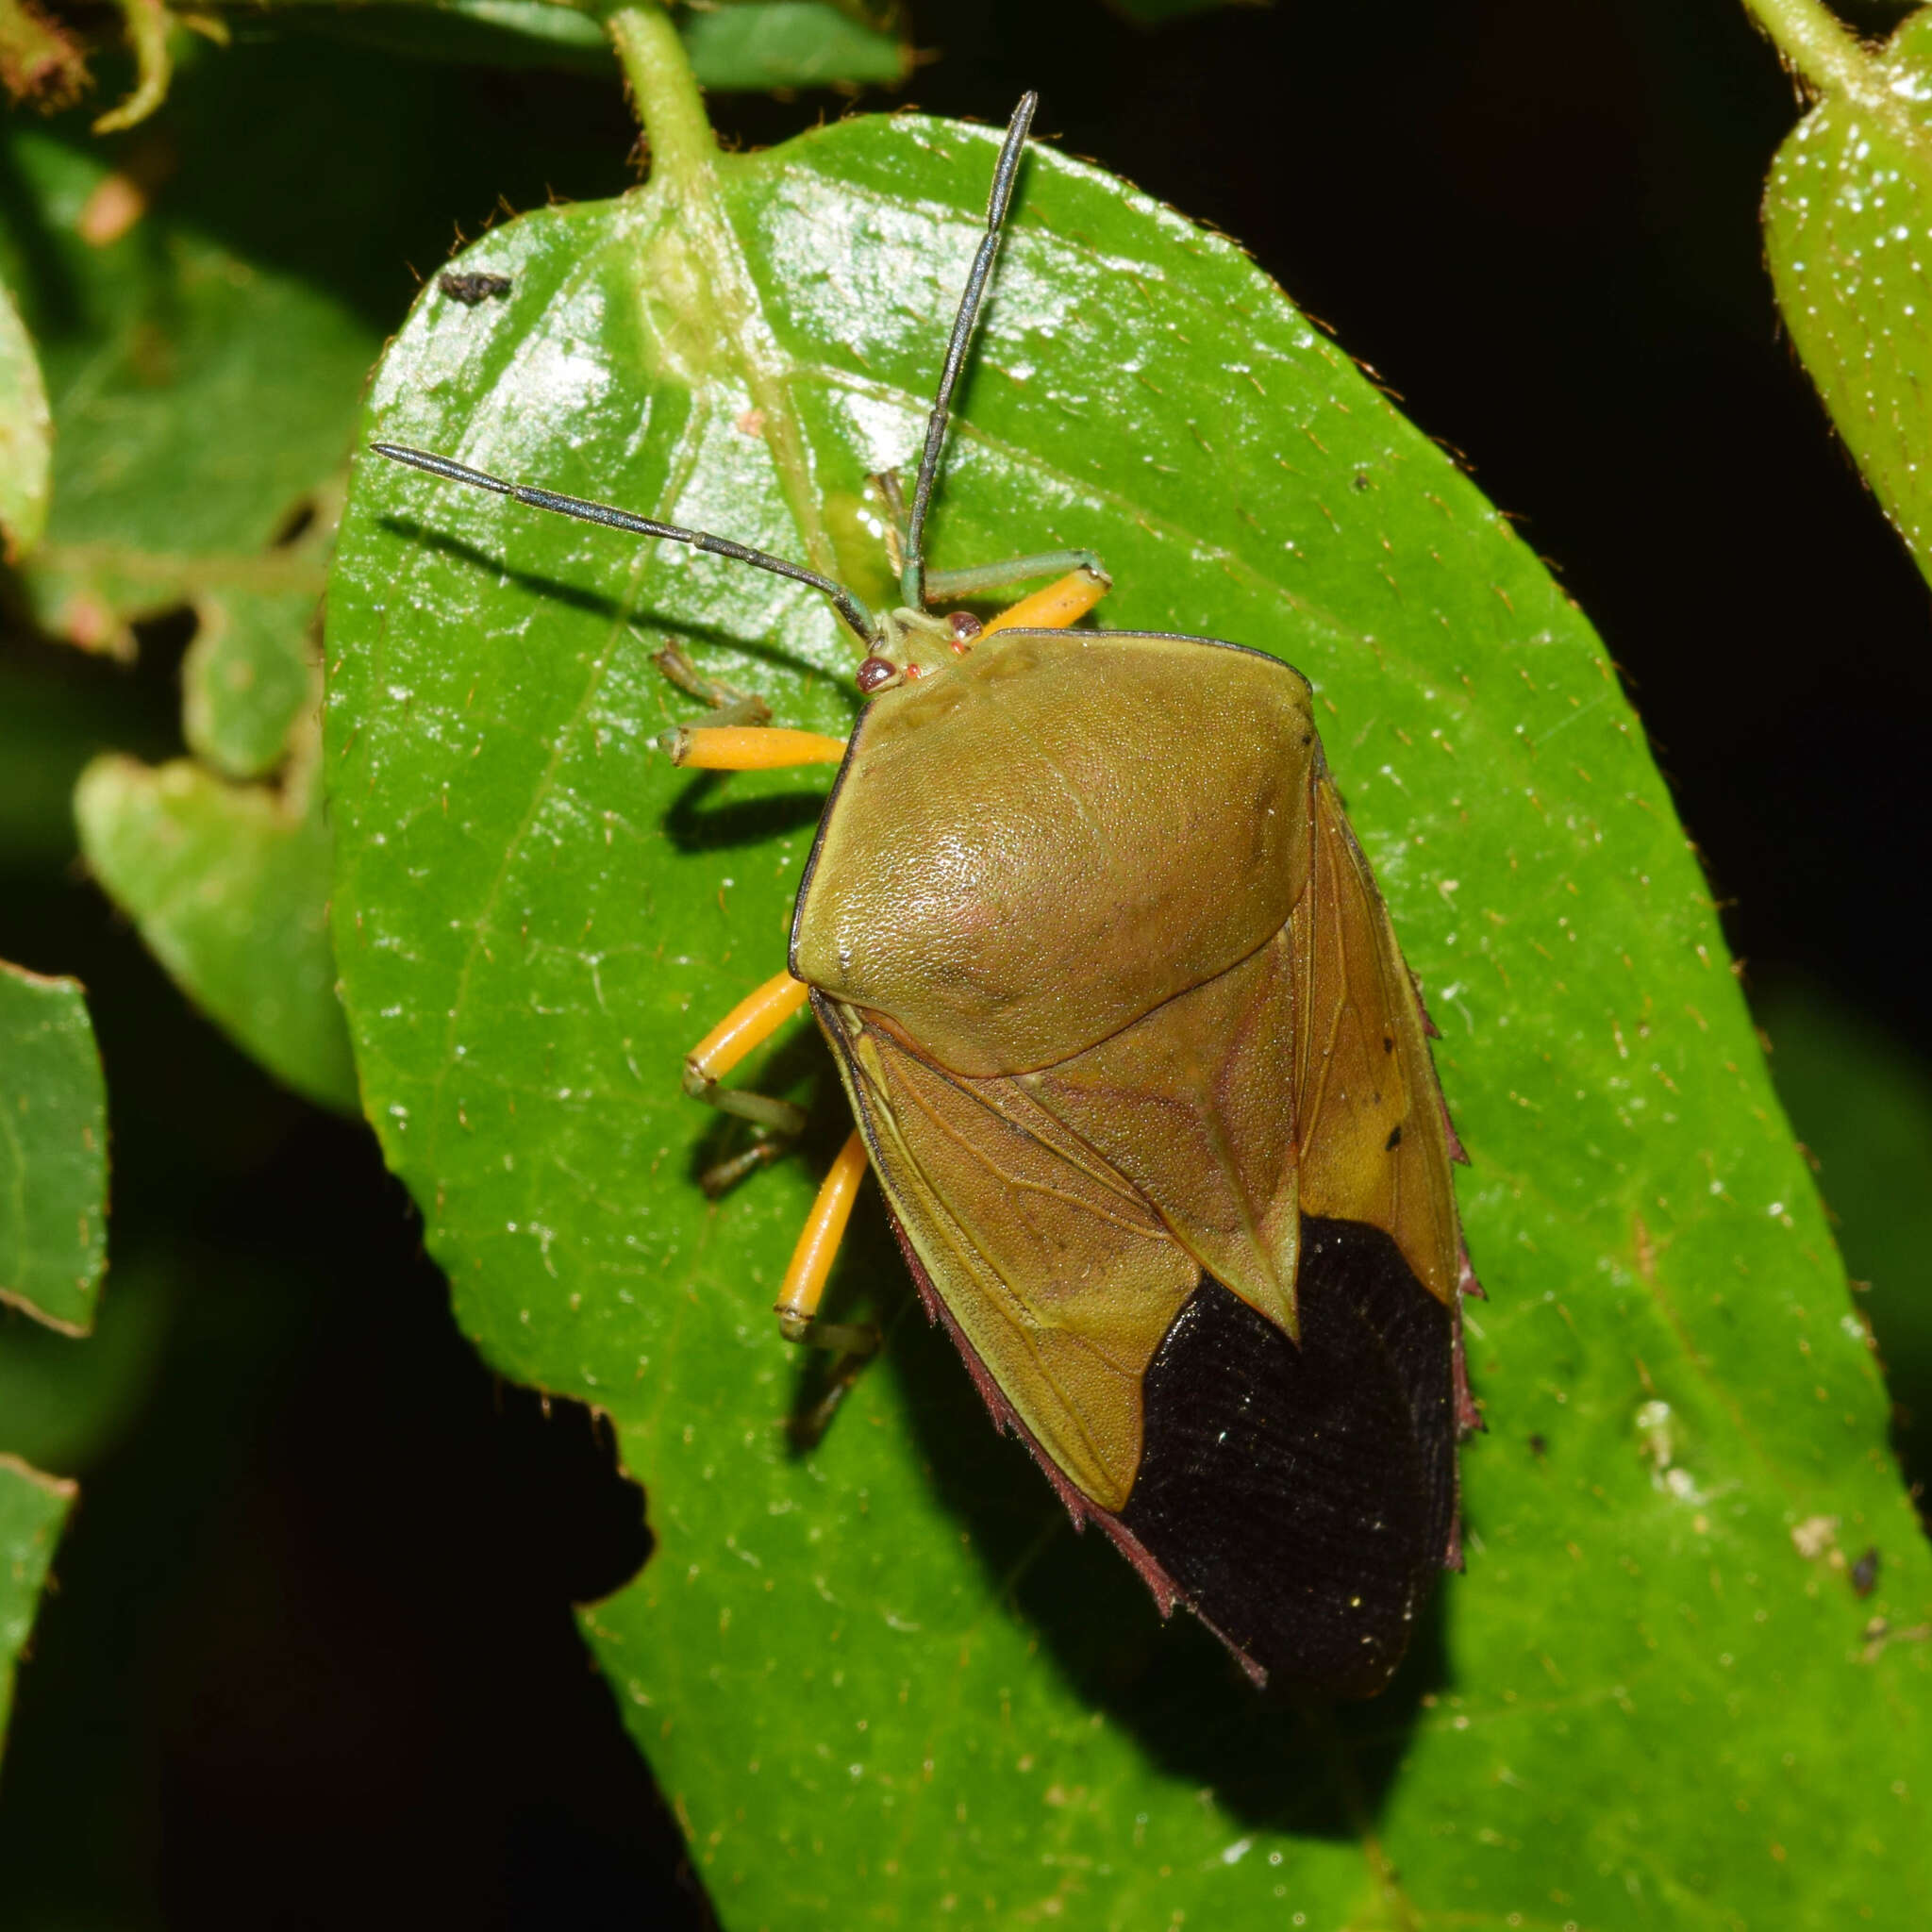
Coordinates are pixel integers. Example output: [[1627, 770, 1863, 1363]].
[[374, 93, 1482, 1697]]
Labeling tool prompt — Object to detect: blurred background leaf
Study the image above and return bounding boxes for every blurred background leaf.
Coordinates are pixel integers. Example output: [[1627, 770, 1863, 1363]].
[[53, 0, 913, 93], [0, 961, 106, 1336], [1760, 975, 1932, 1485], [0, 269, 49, 560], [75, 733, 354, 1111], [0, 960, 103, 1765], [0, 27, 632, 1113], [180, 583, 323, 782], [677, 0, 908, 89], [0, 1456, 74, 1749], [2, 95, 361, 654]]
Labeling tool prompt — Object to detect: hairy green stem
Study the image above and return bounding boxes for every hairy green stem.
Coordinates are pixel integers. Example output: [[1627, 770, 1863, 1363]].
[[599, 0, 843, 599], [605, 1, 713, 177], [1742, 0, 1880, 101], [1741, 0, 1932, 177]]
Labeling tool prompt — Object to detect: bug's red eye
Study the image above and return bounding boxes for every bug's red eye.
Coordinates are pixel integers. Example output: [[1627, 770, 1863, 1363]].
[[857, 656, 897, 693], [948, 612, 983, 646]]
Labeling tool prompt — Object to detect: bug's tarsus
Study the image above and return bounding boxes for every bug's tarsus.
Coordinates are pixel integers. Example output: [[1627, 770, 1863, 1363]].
[[652, 640, 772, 724], [369, 441, 879, 646], [649, 641, 772, 752], [786, 1326, 881, 1446], [900, 91, 1040, 610], [681, 1062, 808, 1140], [699, 1131, 794, 1199]]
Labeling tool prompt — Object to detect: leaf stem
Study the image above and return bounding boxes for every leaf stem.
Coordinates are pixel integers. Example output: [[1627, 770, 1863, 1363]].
[[1741, 0, 1876, 100], [605, 1, 713, 181], [598, 0, 845, 612], [1742, 0, 1932, 180]]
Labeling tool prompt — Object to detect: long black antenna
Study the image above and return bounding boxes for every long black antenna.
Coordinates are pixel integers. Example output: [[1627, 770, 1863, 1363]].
[[899, 92, 1039, 610], [369, 442, 878, 646]]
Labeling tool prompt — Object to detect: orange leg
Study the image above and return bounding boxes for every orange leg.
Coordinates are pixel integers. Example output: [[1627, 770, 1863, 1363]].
[[980, 566, 1109, 639], [775, 1129, 871, 1342], [683, 971, 812, 1193], [670, 724, 847, 770], [774, 1130, 879, 1439], [686, 971, 810, 1095]]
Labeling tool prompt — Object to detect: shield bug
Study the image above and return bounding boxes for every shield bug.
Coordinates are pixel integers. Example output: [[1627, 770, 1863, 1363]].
[[373, 93, 1483, 1698]]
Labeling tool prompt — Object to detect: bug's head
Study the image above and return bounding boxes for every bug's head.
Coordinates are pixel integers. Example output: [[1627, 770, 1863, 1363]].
[[852, 607, 988, 697]]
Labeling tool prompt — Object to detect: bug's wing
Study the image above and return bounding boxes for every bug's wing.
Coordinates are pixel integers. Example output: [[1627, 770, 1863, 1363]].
[[1013, 922, 1305, 1343], [817, 1003, 1200, 1513], [1291, 768, 1463, 1306]]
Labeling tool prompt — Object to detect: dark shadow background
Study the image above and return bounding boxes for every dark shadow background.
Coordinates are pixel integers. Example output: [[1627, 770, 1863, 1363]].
[[4, 0, 1930, 1924]]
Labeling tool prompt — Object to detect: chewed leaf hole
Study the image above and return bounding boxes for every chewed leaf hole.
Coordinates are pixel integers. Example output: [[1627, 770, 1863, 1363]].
[[489, 1380, 653, 1607]]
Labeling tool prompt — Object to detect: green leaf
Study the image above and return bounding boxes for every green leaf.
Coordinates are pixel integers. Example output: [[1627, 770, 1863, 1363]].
[[1762, 8, 1932, 589], [0, 272, 51, 563], [1, 123, 360, 656], [181, 587, 325, 783], [680, 1, 908, 90], [74, 741, 356, 1113], [0, 963, 102, 1764], [0, 1455, 74, 1752], [297, 0, 909, 91], [0, 962, 107, 1338], [1757, 977, 1932, 1441], [1, 54, 388, 1108], [326, 111, 1929, 1924], [0, 1258, 171, 1476]]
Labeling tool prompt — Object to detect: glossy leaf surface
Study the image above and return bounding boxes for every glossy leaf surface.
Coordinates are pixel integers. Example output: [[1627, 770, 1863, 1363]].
[[327, 112, 1930, 1926], [0, 963, 106, 1337], [1764, 10, 1932, 589]]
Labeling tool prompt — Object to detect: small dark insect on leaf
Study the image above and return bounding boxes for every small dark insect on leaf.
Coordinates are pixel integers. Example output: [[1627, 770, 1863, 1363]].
[[1528, 1433, 1548, 1458], [1852, 1546, 1881, 1597], [439, 271, 513, 306]]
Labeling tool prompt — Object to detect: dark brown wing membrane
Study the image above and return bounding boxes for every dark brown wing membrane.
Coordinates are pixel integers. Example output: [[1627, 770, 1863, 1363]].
[[1119, 1221, 1457, 1698]]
